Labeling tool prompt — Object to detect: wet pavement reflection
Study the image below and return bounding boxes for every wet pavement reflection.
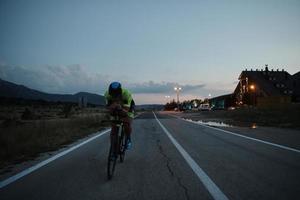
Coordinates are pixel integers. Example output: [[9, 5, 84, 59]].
[[184, 118, 232, 127]]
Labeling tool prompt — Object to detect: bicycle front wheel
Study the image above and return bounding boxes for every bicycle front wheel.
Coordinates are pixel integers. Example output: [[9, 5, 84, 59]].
[[119, 132, 126, 163], [107, 134, 118, 180]]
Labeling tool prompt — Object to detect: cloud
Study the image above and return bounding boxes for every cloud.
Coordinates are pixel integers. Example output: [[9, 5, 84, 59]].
[[0, 64, 235, 104], [127, 81, 205, 94], [0, 64, 206, 95]]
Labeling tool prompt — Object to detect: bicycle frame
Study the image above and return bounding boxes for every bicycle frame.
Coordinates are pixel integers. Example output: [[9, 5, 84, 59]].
[[106, 114, 127, 180]]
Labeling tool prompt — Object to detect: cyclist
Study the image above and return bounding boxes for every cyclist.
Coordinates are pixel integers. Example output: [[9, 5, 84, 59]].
[[104, 82, 135, 150]]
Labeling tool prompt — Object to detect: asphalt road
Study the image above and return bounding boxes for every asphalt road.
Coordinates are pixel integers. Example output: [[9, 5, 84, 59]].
[[0, 112, 299, 200]]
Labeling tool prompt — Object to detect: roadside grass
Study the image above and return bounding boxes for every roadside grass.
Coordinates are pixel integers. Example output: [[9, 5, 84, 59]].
[[0, 113, 108, 170], [185, 104, 300, 128], [229, 104, 300, 127]]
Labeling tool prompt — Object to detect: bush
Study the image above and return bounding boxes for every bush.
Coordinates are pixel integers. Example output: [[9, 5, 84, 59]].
[[21, 108, 37, 120]]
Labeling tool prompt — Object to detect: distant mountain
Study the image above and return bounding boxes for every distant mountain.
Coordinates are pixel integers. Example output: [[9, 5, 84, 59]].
[[0, 79, 105, 105]]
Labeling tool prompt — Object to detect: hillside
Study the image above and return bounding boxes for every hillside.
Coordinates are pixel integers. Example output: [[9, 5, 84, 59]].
[[0, 79, 105, 105]]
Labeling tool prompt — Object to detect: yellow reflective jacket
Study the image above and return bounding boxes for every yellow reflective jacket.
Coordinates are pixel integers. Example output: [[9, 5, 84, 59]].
[[104, 88, 134, 118]]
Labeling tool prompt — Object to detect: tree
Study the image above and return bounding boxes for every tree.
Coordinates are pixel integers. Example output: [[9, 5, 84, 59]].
[[164, 100, 177, 111]]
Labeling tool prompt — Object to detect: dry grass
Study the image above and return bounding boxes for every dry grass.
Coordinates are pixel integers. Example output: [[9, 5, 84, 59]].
[[0, 111, 108, 169], [226, 104, 300, 127]]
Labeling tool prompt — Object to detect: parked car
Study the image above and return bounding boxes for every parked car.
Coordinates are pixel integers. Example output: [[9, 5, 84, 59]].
[[198, 103, 211, 111]]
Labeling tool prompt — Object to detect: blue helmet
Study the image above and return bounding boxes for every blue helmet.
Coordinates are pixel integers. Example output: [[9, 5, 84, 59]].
[[109, 82, 122, 97]]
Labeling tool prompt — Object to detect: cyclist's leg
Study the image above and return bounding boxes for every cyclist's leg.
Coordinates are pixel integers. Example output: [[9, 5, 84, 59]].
[[123, 117, 132, 139], [110, 124, 118, 140], [123, 117, 133, 149], [110, 124, 118, 157]]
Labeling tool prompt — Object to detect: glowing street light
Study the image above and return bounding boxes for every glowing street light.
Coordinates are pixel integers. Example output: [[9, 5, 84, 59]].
[[193, 101, 198, 108], [165, 95, 170, 103], [174, 87, 182, 110], [249, 84, 255, 90]]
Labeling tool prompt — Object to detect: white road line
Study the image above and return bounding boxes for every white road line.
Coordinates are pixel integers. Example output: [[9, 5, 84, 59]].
[[153, 112, 229, 200], [0, 129, 110, 189], [178, 117, 300, 154]]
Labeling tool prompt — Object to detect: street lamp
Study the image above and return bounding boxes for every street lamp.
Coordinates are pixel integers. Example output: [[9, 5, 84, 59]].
[[249, 84, 256, 105], [174, 87, 182, 110], [164, 95, 170, 103]]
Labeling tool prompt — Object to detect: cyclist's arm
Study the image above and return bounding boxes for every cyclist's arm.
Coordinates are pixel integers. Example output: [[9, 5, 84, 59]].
[[104, 91, 117, 114], [121, 90, 133, 113]]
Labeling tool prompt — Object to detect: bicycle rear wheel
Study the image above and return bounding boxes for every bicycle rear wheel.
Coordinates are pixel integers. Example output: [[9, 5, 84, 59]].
[[107, 134, 118, 180]]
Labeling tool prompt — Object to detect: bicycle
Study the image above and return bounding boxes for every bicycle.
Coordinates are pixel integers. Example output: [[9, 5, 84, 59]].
[[105, 112, 128, 180]]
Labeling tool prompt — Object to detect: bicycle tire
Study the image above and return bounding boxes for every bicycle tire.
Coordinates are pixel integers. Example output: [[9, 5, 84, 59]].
[[119, 129, 126, 163], [107, 133, 118, 180]]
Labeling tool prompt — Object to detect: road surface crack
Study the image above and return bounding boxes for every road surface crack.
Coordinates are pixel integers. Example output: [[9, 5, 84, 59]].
[[156, 139, 190, 200], [158, 144, 174, 176]]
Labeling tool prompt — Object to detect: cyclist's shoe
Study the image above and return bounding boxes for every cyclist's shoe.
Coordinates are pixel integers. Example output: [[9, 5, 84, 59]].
[[125, 139, 132, 150]]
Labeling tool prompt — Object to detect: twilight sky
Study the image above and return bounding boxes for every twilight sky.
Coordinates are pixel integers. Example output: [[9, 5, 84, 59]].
[[0, 0, 299, 104]]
